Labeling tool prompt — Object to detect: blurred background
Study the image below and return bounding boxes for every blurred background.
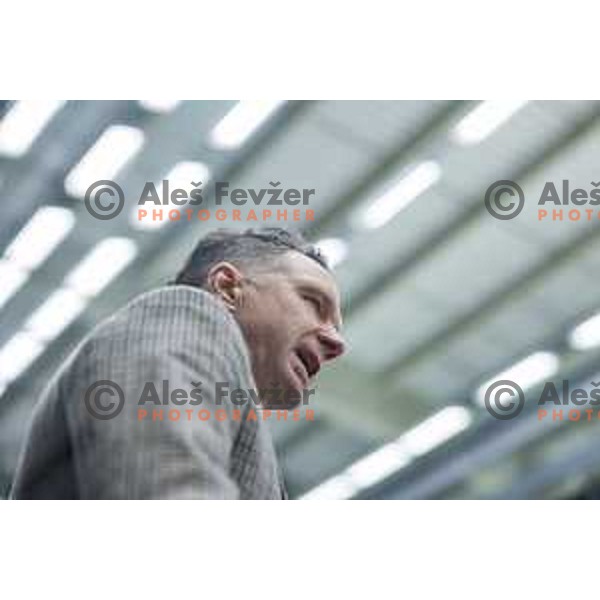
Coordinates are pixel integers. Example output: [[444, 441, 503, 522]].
[[2, 100, 600, 499]]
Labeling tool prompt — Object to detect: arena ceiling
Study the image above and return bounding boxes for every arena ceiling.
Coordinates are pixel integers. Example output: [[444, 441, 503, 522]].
[[1, 100, 600, 499]]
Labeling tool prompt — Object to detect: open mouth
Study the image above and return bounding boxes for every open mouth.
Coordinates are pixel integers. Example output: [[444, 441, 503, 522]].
[[293, 346, 320, 385]]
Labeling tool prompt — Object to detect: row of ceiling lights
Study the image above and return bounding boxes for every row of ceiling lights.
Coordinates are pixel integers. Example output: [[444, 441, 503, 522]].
[[314, 100, 530, 268], [0, 100, 285, 396]]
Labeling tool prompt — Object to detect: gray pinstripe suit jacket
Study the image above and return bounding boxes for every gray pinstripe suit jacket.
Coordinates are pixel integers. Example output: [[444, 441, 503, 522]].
[[11, 285, 286, 499]]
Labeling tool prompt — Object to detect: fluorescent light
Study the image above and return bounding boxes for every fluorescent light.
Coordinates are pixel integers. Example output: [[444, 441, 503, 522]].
[[451, 100, 528, 145], [0, 260, 29, 310], [300, 405, 472, 498], [345, 407, 471, 489], [0, 100, 65, 157], [360, 161, 441, 229], [209, 101, 285, 149], [345, 442, 412, 489], [65, 125, 145, 197], [399, 406, 472, 456], [0, 331, 45, 384], [299, 475, 358, 500], [65, 237, 138, 297], [475, 351, 560, 405], [569, 312, 600, 350], [0, 206, 74, 309], [131, 161, 211, 230], [139, 99, 181, 114], [315, 238, 348, 269], [4, 206, 75, 270], [25, 288, 87, 342], [162, 161, 211, 190]]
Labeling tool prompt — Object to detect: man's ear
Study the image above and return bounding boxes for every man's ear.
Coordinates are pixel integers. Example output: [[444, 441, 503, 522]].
[[206, 262, 244, 311]]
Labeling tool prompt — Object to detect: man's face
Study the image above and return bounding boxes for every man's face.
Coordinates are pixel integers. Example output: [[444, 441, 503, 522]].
[[234, 251, 346, 407]]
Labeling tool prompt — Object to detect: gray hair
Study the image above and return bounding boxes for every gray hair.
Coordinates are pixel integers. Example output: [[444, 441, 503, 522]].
[[174, 228, 328, 288]]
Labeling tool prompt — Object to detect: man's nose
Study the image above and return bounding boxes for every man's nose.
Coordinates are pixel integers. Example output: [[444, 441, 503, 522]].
[[317, 326, 346, 362]]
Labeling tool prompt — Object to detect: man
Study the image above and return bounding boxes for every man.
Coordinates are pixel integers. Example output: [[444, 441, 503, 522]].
[[11, 228, 345, 499]]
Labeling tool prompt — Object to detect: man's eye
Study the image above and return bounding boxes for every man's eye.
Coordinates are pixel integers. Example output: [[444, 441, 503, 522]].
[[304, 296, 321, 314]]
